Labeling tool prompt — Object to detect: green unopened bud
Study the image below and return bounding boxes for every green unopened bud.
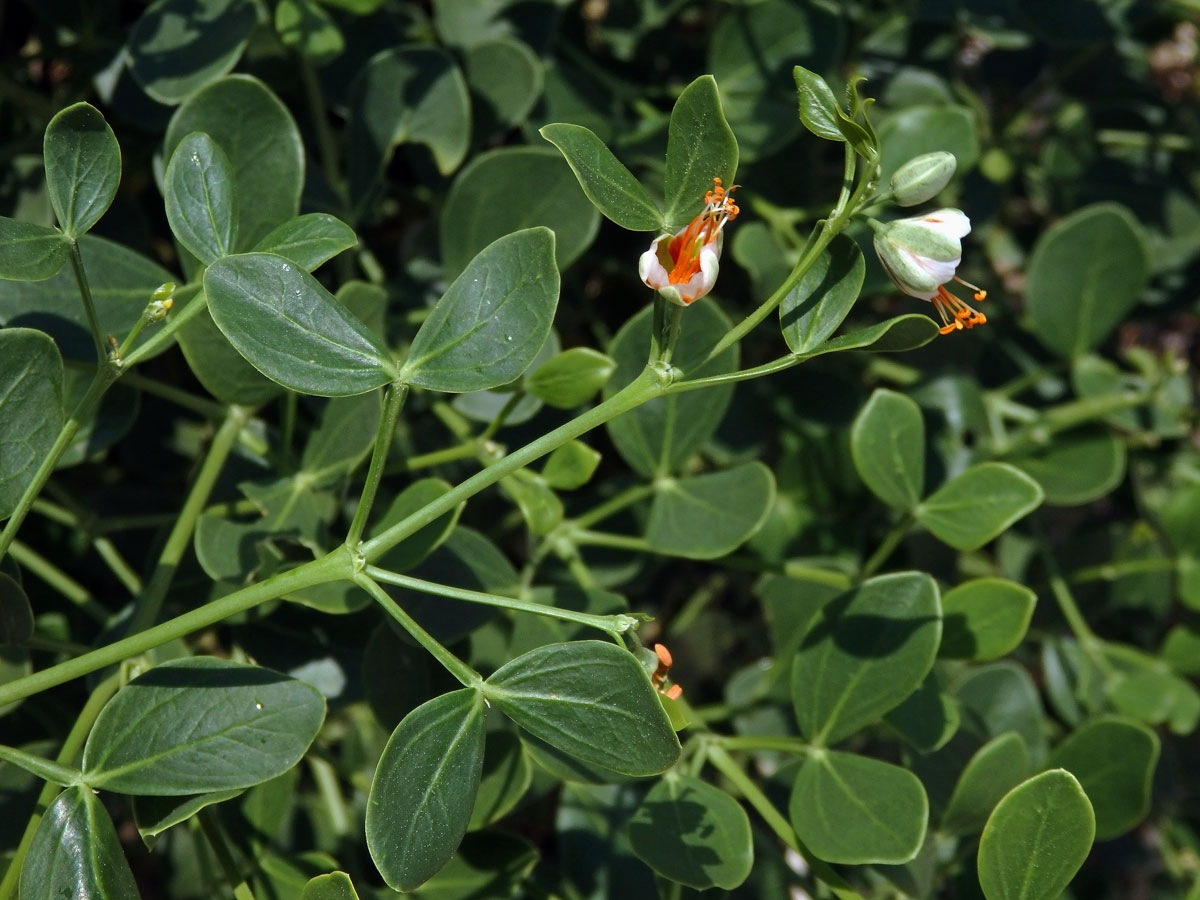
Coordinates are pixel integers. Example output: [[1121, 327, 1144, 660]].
[[145, 282, 176, 322], [889, 151, 957, 206]]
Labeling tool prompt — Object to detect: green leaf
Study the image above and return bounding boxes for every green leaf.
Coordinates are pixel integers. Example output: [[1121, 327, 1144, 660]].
[[791, 572, 941, 746], [793, 65, 844, 141], [298, 392, 380, 484], [402, 228, 559, 393], [371, 478, 461, 574], [503, 472, 563, 537], [527, 347, 615, 409], [82, 658, 326, 794], [366, 688, 486, 892], [301, 871, 360, 900], [540, 123, 663, 232], [469, 730, 532, 830], [779, 234, 865, 353], [941, 733, 1032, 836], [605, 300, 738, 477], [789, 751, 928, 865], [957, 663, 1048, 764], [164, 132, 237, 264], [252, 214, 356, 272], [0, 235, 176, 362], [1008, 428, 1126, 506], [128, 0, 257, 104], [978, 770, 1095, 900], [42, 103, 121, 238], [349, 46, 470, 196], [132, 789, 245, 839], [411, 832, 539, 899], [276, 0, 344, 64], [541, 441, 601, 491], [452, 330, 558, 426], [939, 578, 1037, 661], [1046, 716, 1159, 840], [205, 252, 397, 396], [1025, 203, 1149, 358], [166, 76, 304, 249], [916, 463, 1043, 551], [0, 328, 64, 520], [0, 572, 33, 644], [465, 37, 543, 130], [178, 306, 284, 406], [628, 775, 753, 890], [21, 786, 139, 900], [440, 148, 598, 277], [396, 526, 515, 645], [877, 105, 979, 183], [0, 218, 69, 281], [850, 388, 925, 511], [883, 672, 960, 753], [484, 641, 680, 776], [799, 313, 940, 358], [663, 75, 738, 231], [709, 3, 842, 162], [645, 462, 775, 559]]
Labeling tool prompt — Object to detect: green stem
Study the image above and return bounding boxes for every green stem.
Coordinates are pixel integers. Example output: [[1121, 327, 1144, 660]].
[[354, 574, 482, 688], [568, 482, 656, 530], [124, 405, 253, 636], [0, 746, 82, 786], [8, 541, 110, 622], [0, 367, 117, 564], [666, 353, 802, 394], [650, 296, 685, 366], [999, 390, 1148, 456], [345, 383, 408, 548], [714, 735, 811, 754], [0, 673, 120, 900], [295, 52, 347, 209], [364, 566, 638, 637], [1031, 518, 1114, 679], [29, 500, 144, 596], [68, 238, 108, 363], [859, 513, 914, 580], [1069, 556, 1179, 583], [571, 530, 650, 552], [121, 282, 205, 368], [360, 367, 668, 561], [702, 144, 872, 365], [0, 548, 353, 710], [110, 370, 226, 419], [705, 744, 864, 900], [390, 440, 482, 473], [197, 809, 258, 900], [308, 755, 351, 837]]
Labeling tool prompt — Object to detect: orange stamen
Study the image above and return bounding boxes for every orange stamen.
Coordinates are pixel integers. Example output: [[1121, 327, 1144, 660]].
[[651, 643, 683, 699], [932, 282, 987, 336], [665, 177, 739, 286]]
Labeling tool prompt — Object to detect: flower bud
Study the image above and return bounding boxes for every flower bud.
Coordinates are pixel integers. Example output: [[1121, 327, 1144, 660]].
[[871, 209, 987, 335], [889, 151, 957, 206], [872, 209, 969, 300]]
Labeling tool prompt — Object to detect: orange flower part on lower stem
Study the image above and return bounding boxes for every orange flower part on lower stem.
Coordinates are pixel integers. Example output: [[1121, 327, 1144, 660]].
[[651, 643, 683, 700], [931, 277, 988, 335]]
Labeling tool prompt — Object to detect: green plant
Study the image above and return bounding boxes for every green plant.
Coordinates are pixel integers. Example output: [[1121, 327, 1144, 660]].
[[1, 2, 1197, 899]]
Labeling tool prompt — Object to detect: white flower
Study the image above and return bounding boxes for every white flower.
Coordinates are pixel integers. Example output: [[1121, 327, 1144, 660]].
[[872, 208, 987, 335], [639, 178, 739, 307]]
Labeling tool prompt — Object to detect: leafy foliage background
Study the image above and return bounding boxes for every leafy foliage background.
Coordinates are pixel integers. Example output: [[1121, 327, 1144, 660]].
[[1, 0, 1199, 899]]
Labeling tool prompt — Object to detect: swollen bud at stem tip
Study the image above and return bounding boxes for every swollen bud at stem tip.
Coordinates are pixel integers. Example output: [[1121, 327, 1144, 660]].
[[889, 151, 957, 207]]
